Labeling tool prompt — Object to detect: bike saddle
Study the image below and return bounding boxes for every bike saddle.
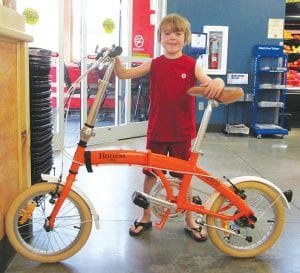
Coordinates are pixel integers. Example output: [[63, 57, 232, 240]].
[[187, 86, 244, 104]]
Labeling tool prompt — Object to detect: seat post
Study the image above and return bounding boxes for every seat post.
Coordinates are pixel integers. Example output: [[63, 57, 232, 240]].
[[192, 99, 219, 152]]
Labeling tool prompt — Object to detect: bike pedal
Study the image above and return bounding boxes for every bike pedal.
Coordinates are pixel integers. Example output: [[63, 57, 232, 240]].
[[192, 195, 202, 205], [132, 191, 149, 209]]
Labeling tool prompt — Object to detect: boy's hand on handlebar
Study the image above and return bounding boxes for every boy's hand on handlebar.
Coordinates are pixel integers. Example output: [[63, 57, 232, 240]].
[[202, 78, 225, 99]]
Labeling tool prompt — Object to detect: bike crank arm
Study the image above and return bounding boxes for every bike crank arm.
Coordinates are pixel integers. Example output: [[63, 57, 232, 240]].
[[132, 191, 177, 211], [203, 223, 253, 242]]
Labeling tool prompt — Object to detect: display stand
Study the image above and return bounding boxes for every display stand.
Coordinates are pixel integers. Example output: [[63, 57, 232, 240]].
[[251, 45, 288, 138]]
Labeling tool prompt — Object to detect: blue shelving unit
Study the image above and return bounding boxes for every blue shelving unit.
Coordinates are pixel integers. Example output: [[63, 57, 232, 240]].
[[251, 45, 289, 138]]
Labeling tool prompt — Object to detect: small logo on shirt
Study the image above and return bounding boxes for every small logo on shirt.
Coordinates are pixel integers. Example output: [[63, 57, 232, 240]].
[[181, 73, 187, 79]]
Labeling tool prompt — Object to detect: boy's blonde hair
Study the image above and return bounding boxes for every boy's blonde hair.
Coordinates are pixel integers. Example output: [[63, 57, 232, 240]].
[[157, 13, 192, 44]]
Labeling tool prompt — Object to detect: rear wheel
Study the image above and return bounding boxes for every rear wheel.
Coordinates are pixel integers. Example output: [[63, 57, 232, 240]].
[[5, 182, 92, 263], [206, 181, 285, 257]]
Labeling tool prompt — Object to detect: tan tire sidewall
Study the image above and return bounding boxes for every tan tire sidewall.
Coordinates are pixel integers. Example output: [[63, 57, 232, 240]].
[[5, 182, 92, 263], [206, 181, 285, 257]]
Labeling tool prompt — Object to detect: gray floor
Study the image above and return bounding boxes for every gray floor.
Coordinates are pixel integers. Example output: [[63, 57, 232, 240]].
[[5, 129, 300, 273]]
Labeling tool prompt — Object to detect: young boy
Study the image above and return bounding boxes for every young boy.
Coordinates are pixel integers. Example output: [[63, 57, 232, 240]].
[[114, 13, 224, 242]]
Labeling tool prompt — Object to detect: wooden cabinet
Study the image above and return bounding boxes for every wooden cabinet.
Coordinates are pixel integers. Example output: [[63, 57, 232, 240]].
[[0, 6, 32, 243]]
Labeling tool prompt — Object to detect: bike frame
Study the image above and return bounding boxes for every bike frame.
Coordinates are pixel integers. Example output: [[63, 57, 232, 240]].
[[48, 49, 256, 230]]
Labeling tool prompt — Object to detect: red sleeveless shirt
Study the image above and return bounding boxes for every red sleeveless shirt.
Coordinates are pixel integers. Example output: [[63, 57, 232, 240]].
[[147, 55, 197, 142]]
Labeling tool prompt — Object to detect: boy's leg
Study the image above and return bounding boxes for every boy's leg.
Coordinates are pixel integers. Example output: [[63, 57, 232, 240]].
[[184, 198, 207, 241], [169, 141, 207, 242], [142, 174, 157, 219], [129, 174, 157, 235], [129, 140, 167, 235]]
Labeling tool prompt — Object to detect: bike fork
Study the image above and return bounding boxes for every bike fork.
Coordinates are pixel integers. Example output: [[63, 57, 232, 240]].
[[47, 158, 82, 228]]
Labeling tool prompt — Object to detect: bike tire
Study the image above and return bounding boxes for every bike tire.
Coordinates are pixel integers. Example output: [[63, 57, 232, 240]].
[[5, 182, 92, 263], [206, 181, 285, 257]]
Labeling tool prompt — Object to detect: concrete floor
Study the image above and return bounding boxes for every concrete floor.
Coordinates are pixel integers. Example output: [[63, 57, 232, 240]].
[[5, 129, 300, 273]]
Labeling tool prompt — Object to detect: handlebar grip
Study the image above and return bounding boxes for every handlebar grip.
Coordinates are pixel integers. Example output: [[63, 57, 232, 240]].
[[95, 46, 123, 60], [187, 86, 244, 104], [108, 46, 123, 57]]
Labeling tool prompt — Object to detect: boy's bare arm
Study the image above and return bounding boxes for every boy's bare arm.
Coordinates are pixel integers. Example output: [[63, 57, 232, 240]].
[[114, 57, 151, 79], [194, 64, 225, 99], [202, 78, 225, 99]]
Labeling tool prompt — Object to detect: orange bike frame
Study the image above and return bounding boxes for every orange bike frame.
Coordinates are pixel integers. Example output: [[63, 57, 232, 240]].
[[49, 145, 255, 227]]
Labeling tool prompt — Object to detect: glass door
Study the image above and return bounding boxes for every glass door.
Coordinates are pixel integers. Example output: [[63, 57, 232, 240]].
[[77, 0, 129, 145], [18, 0, 166, 147], [71, 0, 165, 145]]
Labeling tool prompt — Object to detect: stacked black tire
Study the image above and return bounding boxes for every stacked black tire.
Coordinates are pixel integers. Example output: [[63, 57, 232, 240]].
[[29, 48, 53, 184]]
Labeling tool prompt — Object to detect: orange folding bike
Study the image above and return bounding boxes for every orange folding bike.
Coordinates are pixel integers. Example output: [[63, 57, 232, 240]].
[[5, 47, 292, 263]]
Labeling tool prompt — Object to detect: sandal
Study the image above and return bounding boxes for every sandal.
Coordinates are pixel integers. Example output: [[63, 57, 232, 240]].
[[184, 226, 208, 242], [129, 220, 152, 236]]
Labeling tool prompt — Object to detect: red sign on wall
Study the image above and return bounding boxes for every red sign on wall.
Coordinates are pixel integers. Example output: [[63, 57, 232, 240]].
[[132, 0, 155, 58]]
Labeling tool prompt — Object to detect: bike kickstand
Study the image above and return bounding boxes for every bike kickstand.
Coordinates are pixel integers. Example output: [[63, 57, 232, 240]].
[[154, 209, 171, 230]]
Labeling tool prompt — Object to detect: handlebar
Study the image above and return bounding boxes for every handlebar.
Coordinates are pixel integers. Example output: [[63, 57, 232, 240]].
[[187, 86, 244, 104], [96, 46, 123, 60], [107, 46, 123, 57]]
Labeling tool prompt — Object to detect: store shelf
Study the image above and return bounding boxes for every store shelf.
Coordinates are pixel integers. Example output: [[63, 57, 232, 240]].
[[251, 45, 288, 138], [286, 87, 300, 94], [257, 101, 284, 107], [260, 67, 288, 73], [259, 83, 286, 89], [252, 124, 288, 139]]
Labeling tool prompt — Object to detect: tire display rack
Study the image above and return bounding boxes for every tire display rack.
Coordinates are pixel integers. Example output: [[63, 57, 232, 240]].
[[29, 48, 53, 183]]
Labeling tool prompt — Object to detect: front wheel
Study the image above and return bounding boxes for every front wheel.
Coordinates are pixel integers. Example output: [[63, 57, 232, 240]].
[[5, 182, 92, 263], [206, 181, 285, 257]]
